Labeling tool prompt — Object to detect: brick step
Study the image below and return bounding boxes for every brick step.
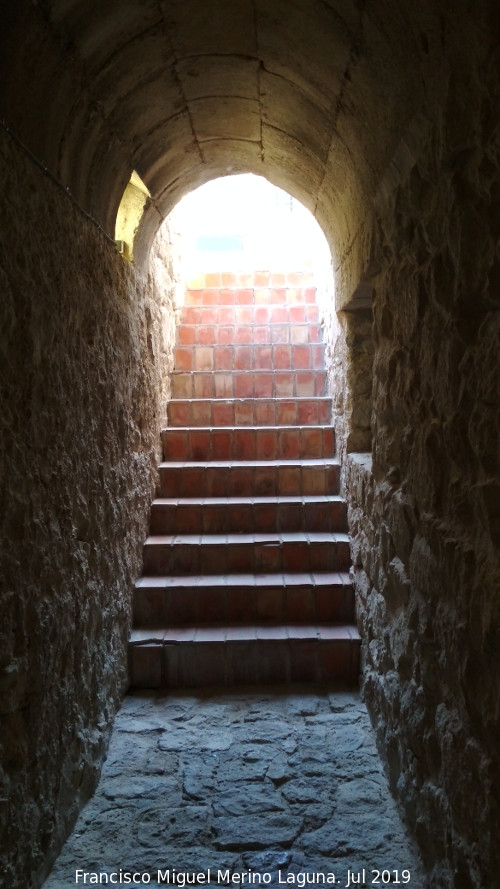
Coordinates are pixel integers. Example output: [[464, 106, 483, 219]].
[[177, 321, 322, 346], [130, 267, 357, 691], [171, 370, 327, 399], [174, 343, 325, 372], [133, 571, 354, 626], [187, 272, 314, 289], [161, 426, 335, 462], [178, 304, 320, 328], [167, 397, 331, 427], [142, 531, 350, 575], [128, 623, 361, 688], [158, 458, 341, 497], [150, 495, 347, 535], [184, 286, 317, 307]]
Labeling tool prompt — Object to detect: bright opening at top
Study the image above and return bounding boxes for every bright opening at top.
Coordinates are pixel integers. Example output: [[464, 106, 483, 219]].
[[173, 174, 332, 280]]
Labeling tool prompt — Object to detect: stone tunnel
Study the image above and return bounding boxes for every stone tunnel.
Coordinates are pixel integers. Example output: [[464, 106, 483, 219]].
[[0, 1, 499, 887]]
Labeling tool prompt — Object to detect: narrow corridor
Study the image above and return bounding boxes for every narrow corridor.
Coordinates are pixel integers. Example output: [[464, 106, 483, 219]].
[[3, 3, 498, 885], [49, 271, 427, 888]]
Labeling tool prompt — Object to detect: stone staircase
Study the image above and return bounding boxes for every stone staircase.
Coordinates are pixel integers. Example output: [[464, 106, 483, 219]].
[[128, 271, 360, 688]]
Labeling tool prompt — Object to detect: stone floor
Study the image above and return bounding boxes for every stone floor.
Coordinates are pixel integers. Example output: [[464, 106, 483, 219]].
[[43, 687, 425, 889]]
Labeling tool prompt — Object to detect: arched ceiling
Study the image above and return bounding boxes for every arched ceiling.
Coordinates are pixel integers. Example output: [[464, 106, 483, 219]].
[[0, 0, 453, 287]]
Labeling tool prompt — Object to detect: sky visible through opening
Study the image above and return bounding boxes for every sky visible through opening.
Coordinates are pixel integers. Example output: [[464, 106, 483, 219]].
[[174, 174, 332, 281]]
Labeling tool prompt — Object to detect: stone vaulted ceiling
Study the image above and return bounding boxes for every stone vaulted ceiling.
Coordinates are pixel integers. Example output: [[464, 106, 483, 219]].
[[0, 0, 451, 269]]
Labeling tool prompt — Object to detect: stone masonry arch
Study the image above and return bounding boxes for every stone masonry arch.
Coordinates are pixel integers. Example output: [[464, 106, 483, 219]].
[[1, 0, 446, 300], [1, 2, 500, 888]]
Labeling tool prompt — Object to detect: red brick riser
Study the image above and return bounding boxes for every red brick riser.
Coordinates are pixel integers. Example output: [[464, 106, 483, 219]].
[[129, 271, 360, 688]]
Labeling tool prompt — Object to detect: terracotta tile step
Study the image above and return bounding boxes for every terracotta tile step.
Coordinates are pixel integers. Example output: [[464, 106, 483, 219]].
[[183, 286, 317, 307], [158, 458, 341, 497], [174, 343, 325, 371], [161, 425, 336, 461], [171, 370, 327, 399], [149, 495, 347, 535], [142, 532, 350, 575], [167, 397, 331, 427], [128, 623, 361, 688], [133, 571, 354, 626], [186, 271, 315, 289], [178, 304, 320, 328], [177, 322, 321, 346]]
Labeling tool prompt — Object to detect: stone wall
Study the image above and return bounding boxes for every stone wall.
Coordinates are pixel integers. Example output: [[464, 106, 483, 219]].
[[346, 49, 500, 889], [147, 213, 184, 426], [316, 219, 374, 477], [323, 306, 373, 478], [0, 129, 177, 888]]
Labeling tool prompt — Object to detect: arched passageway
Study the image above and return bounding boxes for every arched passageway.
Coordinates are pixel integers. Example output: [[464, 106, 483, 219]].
[[129, 176, 365, 687], [1, 0, 440, 282], [1, 3, 499, 889]]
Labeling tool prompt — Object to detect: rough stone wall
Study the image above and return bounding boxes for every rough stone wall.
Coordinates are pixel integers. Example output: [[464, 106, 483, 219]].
[[346, 46, 500, 889], [146, 214, 183, 426], [323, 306, 373, 480], [320, 258, 373, 484], [0, 130, 177, 888], [321, 288, 347, 468]]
